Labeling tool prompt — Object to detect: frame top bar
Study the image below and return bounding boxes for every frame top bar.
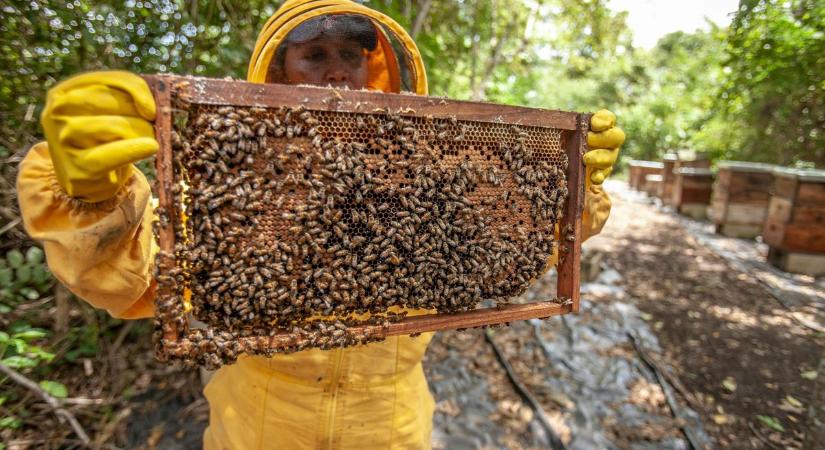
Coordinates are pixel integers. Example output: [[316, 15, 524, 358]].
[[145, 75, 578, 130]]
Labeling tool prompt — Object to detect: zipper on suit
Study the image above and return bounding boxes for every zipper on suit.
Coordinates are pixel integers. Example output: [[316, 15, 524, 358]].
[[323, 348, 345, 450]]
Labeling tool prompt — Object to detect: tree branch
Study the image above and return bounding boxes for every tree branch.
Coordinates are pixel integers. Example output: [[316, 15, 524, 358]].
[[0, 363, 91, 444], [410, 0, 433, 39]]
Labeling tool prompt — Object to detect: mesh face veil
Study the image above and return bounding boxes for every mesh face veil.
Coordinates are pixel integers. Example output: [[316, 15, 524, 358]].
[[266, 14, 379, 84], [249, 6, 427, 94]]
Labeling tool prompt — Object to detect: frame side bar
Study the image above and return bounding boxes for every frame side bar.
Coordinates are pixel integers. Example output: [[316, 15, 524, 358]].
[[556, 114, 588, 312], [145, 75, 180, 342]]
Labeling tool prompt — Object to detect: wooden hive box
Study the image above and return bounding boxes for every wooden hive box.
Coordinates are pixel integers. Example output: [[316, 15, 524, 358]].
[[143, 75, 589, 367], [673, 150, 711, 171], [660, 152, 679, 206], [628, 160, 663, 191], [643, 173, 663, 197], [709, 161, 776, 238], [671, 167, 714, 219], [763, 168, 825, 276]]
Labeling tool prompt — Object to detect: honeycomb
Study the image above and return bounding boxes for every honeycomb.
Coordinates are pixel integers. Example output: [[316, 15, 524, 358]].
[[154, 93, 571, 367]]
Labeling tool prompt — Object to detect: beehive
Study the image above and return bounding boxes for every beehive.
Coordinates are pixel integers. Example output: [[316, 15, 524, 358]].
[[671, 167, 714, 219], [144, 75, 588, 367], [660, 153, 678, 206], [628, 160, 664, 191], [763, 168, 825, 276], [643, 174, 663, 197], [709, 161, 776, 238]]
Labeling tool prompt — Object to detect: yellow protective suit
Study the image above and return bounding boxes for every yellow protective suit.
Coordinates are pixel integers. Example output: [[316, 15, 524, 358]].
[[17, 1, 614, 448]]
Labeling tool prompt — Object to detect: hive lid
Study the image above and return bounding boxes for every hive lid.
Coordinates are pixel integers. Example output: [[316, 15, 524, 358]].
[[663, 152, 679, 162], [717, 161, 777, 173], [676, 150, 709, 162], [675, 167, 713, 176], [772, 167, 825, 182], [628, 160, 664, 169]]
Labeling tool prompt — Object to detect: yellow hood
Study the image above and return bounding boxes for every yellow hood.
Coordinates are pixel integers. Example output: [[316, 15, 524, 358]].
[[247, 0, 428, 95]]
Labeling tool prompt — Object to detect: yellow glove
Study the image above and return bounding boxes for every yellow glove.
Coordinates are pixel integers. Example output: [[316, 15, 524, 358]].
[[584, 109, 625, 185], [40, 71, 158, 202]]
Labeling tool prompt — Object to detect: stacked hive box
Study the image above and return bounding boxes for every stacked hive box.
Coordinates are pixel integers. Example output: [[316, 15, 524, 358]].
[[660, 153, 679, 205], [643, 174, 663, 197], [671, 167, 714, 219], [628, 160, 664, 190], [673, 150, 711, 172], [763, 168, 825, 276], [709, 161, 776, 238], [667, 151, 711, 210]]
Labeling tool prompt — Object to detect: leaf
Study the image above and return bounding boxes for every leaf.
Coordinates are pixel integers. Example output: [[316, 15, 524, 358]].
[[0, 268, 12, 286], [32, 265, 51, 286], [13, 329, 47, 340], [28, 346, 55, 362], [756, 415, 785, 432], [779, 395, 805, 414], [19, 287, 40, 301], [15, 265, 32, 284], [39, 380, 68, 398], [712, 414, 732, 425], [785, 395, 803, 409], [25, 247, 44, 265], [1, 355, 38, 368], [800, 370, 818, 380], [0, 331, 8, 344], [6, 250, 24, 269], [0, 416, 22, 430], [722, 376, 737, 392]]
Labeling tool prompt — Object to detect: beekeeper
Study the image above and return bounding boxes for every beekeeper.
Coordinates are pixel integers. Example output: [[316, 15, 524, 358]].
[[17, 0, 624, 448]]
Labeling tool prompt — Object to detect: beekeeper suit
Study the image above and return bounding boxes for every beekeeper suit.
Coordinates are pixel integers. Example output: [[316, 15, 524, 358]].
[[17, 0, 624, 448]]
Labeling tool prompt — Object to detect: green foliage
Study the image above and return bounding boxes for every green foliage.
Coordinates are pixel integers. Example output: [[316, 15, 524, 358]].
[[63, 322, 102, 362], [1, 0, 283, 151], [38, 380, 68, 398], [0, 247, 53, 312], [0, 415, 22, 430], [717, 0, 825, 165], [0, 324, 55, 369], [756, 414, 786, 432]]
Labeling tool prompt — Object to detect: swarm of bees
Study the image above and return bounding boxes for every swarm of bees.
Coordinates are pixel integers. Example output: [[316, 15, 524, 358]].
[[154, 101, 569, 368]]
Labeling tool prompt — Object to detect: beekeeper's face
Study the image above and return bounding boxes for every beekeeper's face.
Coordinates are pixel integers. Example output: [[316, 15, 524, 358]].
[[283, 36, 369, 90]]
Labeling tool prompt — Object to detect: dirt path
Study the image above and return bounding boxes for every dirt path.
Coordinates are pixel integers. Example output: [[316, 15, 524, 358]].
[[584, 182, 825, 449]]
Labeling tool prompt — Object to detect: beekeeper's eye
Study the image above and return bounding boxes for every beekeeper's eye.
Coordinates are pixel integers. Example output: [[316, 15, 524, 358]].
[[304, 47, 327, 63], [339, 47, 363, 65]]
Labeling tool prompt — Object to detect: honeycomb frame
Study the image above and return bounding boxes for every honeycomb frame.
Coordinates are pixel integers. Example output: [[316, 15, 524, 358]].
[[144, 75, 587, 366]]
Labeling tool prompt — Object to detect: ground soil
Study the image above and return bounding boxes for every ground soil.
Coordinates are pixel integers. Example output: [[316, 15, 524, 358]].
[[582, 185, 825, 449]]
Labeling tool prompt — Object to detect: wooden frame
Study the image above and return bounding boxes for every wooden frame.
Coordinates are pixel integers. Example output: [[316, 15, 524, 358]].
[[144, 75, 587, 359]]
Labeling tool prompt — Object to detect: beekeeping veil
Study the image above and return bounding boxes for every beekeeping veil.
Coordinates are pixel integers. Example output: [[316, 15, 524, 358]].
[[247, 0, 428, 95]]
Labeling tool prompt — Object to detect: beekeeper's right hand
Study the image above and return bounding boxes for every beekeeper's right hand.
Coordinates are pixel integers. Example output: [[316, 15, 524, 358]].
[[41, 71, 158, 203]]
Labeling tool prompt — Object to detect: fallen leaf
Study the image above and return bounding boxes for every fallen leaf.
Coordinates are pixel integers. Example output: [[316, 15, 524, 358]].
[[146, 424, 165, 450], [778, 395, 805, 414], [722, 377, 737, 392], [755, 415, 785, 433], [436, 399, 462, 417], [712, 414, 732, 425], [800, 370, 818, 380], [785, 395, 803, 409]]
